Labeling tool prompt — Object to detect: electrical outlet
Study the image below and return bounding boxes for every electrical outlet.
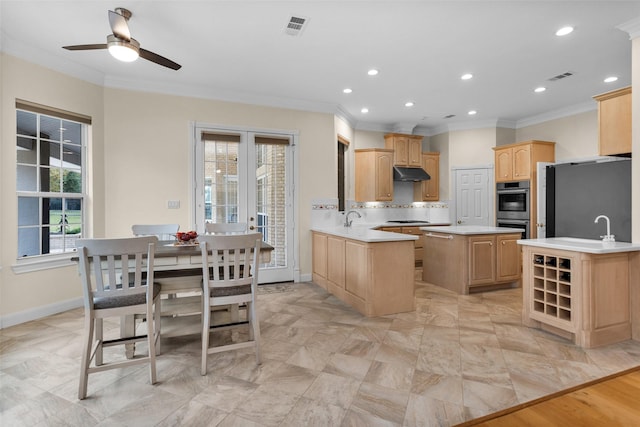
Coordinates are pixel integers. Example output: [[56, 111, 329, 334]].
[[167, 200, 180, 209]]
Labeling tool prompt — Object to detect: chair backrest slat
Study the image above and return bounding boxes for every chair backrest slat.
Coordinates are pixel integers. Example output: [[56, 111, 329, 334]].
[[199, 233, 261, 293], [205, 222, 247, 234], [76, 236, 158, 308], [132, 224, 180, 240]]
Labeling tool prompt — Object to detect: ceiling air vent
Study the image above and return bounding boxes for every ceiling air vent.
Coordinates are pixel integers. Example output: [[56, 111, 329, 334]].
[[285, 16, 308, 36], [444, 114, 456, 119], [548, 71, 575, 82]]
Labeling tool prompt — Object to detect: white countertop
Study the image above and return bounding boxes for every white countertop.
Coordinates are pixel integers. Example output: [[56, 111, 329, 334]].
[[420, 225, 524, 235], [517, 237, 640, 254], [312, 226, 418, 243]]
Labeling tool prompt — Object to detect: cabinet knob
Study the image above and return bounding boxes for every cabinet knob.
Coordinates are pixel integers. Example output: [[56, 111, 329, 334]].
[[502, 241, 505, 245], [489, 242, 493, 246]]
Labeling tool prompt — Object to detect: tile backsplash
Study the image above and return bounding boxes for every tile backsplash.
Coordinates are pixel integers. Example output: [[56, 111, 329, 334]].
[[310, 198, 450, 228]]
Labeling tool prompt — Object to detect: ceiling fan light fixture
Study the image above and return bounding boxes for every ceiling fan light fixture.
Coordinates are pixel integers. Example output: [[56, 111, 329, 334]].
[[107, 35, 139, 62]]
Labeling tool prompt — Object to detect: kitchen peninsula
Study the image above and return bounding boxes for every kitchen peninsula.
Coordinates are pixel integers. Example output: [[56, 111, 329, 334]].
[[311, 226, 417, 316], [519, 237, 640, 348], [421, 225, 523, 294]]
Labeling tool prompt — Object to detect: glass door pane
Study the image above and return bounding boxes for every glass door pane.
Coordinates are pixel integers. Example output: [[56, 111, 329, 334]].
[[204, 140, 239, 223]]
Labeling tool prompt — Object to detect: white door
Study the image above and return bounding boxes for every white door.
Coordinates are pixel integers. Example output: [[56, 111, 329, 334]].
[[193, 125, 296, 284], [536, 162, 552, 238], [454, 167, 492, 226]]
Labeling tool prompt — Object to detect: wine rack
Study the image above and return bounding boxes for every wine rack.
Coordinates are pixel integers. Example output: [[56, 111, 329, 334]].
[[531, 253, 573, 323]]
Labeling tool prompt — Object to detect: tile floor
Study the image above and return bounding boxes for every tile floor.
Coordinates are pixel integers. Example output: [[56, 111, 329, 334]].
[[1, 277, 640, 426]]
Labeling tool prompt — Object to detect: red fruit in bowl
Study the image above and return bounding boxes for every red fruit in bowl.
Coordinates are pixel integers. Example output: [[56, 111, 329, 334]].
[[180, 234, 192, 241], [188, 231, 198, 239]]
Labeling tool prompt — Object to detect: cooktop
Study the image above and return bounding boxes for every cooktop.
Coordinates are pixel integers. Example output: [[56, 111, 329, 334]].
[[386, 220, 430, 224]]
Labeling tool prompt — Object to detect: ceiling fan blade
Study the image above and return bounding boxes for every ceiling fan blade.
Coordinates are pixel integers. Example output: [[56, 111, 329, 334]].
[[139, 48, 182, 70], [63, 44, 108, 51], [109, 10, 131, 41]]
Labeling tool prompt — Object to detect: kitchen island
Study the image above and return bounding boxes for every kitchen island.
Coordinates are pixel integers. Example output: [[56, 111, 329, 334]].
[[311, 226, 417, 316], [519, 237, 640, 348], [421, 225, 523, 294]]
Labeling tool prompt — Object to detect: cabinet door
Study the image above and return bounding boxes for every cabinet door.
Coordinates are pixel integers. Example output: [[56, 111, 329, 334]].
[[312, 233, 328, 278], [496, 234, 520, 282], [393, 137, 409, 165], [345, 240, 368, 299], [407, 138, 423, 167], [375, 151, 394, 201], [327, 236, 345, 288], [512, 145, 531, 180], [468, 236, 496, 285], [422, 154, 439, 201], [597, 88, 631, 155], [495, 149, 513, 182]]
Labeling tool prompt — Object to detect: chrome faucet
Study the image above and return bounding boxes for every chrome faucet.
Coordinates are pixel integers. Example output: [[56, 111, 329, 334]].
[[344, 210, 362, 227], [594, 215, 615, 242]]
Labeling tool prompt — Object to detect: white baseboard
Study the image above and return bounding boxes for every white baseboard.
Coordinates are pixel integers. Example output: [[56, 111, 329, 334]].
[[0, 297, 83, 329]]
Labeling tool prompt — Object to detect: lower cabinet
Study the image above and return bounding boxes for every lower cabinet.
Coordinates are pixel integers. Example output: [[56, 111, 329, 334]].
[[312, 231, 415, 316], [378, 226, 424, 266], [423, 232, 521, 294], [521, 245, 632, 348]]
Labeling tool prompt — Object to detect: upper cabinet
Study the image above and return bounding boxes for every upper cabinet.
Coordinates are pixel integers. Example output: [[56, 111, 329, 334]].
[[384, 133, 423, 168], [355, 149, 394, 202], [593, 86, 631, 156], [493, 140, 555, 183], [414, 152, 440, 201]]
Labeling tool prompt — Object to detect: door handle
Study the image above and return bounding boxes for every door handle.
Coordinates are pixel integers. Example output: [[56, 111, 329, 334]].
[[250, 217, 255, 221], [249, 226, 255, 230], [457, 220, 462, 224]]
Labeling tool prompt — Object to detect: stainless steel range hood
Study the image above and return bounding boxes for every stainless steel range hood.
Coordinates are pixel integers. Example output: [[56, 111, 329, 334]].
[[393, 166, 431, 182]]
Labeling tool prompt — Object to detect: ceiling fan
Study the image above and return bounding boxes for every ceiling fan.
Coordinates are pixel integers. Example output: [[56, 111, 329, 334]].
[[62, 7, 181, 70]]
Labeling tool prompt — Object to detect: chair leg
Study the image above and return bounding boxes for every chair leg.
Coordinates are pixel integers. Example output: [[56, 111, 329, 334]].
[[95, 318, 103, 366], [201, 297, 211, 376], [78, 315, 94, 400], [154, 299, 161, 356], [249, 301, 262, 365], [146, 306, 157, 385]]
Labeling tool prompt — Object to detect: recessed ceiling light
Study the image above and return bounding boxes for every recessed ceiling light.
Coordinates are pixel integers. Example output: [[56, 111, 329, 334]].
[[461, 73, 473, 80], [468, 110, 477, 115], [556, 26, 574, 36], [405, 101, 414, 107], [343, 88, 353, 94], [604, 76, 618, 83], [361, 107, 369, 113], [534, 86, 546, 93], [367, 69, 379, 76]]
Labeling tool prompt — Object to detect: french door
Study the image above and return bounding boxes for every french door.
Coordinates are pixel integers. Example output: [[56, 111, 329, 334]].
[[193, 124, 296, 283]]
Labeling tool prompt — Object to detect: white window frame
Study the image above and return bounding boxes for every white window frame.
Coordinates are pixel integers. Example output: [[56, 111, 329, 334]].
[[12, 103, 89, 273]]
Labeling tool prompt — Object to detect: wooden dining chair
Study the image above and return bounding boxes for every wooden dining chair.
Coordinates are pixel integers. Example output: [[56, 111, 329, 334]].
[[75, 236, 161, 400], [204, 222, 247, 234], [199, 233, 262, 375], [132, 223, 180, 240]]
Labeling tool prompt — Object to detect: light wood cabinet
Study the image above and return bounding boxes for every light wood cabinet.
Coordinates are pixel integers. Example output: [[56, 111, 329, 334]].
[[593, 86, 631, 156], [521, 245, 633, 348], [355, 149, 394, 202], [379, 226, 424, 266], [312, 231, 415, 316], [423, 231, 521, 294], [493, 140, 555, 183], [384, 133, 423, 168], [413, 152, 440, 201]]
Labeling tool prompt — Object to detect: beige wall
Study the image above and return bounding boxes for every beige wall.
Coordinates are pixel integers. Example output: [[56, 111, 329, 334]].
[[449, 127, 497, 167], [1, 54, 105, 318], [516, 110, 599, 161]]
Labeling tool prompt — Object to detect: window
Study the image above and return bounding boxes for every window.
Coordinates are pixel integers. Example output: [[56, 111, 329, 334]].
[[16, 101, 89, 258]]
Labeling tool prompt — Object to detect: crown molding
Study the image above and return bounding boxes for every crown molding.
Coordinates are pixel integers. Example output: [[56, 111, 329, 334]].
[[515, 101, 596, 128], [618, 16, 640, 39]]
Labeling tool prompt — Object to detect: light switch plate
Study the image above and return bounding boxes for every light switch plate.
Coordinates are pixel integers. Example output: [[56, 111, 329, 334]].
[[167, 200, 180, 209]]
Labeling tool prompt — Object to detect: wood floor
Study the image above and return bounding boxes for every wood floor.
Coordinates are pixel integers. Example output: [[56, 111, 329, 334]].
[[456, 365, 640, 426]]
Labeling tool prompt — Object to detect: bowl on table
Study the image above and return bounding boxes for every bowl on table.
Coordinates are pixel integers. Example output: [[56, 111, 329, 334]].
[[174, 231, 199, 246]]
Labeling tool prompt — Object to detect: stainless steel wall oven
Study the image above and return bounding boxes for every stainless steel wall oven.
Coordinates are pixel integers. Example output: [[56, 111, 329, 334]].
[[496, 180, 530, 238]]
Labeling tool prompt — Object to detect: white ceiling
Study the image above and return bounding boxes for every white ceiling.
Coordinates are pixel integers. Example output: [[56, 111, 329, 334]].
[[2, 1, 639, 134]]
